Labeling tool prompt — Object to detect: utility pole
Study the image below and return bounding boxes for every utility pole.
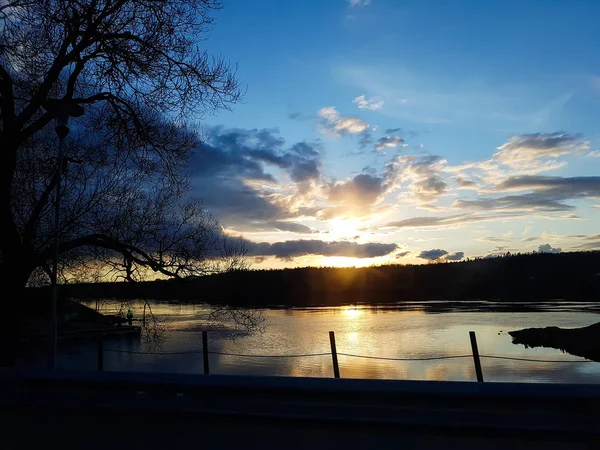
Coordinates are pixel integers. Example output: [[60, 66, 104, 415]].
[[42, 99, 84, 370]]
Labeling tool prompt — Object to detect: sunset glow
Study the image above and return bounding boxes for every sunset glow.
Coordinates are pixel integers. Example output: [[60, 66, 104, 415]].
[[193, 1, 600, 270]]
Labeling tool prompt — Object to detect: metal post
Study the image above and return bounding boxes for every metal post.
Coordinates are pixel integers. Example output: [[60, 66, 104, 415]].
[[329, 331, 340, 379], [49, 135, 65, 370], [469, 331, 484, 382], [202, 331, 209, 375], [97, 341, 104, 372]]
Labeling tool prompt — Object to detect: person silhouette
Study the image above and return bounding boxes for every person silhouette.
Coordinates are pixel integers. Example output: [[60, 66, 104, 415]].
[[126, 309, 133, 326]]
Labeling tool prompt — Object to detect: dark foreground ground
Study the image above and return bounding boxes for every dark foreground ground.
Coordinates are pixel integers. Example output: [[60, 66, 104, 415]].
[[1, 406, 590, 450], [1, 370, 598, 449]]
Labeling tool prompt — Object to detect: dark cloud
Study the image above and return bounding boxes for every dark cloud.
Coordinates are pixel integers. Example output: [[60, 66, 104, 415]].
[[454, 196, 573, 212], [456, 177, 477, 189], [375, 135, 405, 152], [418, 249, 448, 260], [189, 127, 322, 229], [495, 175, 600, 194], [445, 251, 465, 261], [384, 128, 402, 134], [382, 213, 504, 230], [266, 221, 315, 234], [522, 237, 541, 242], [570, 241, 600, 250], [245, 239, 397, 260], [357, 131, 374, 150], [395, 251, 410, 258], [196, 127, 321, 183], [538, 243, 561, 254], [455, 175, 600, 213], [478, 236, 511, 243]]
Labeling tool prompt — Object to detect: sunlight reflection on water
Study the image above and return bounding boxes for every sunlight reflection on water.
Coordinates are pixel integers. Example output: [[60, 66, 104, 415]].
[[20, 300, 600, 383]]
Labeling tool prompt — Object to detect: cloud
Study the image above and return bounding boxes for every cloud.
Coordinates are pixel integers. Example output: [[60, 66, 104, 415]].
[[318, 106, 369, 135], [446, 132, 590, 193], [538, 243, 561, 254], [322, 173, 385, 219], [588, 151, 600, 158], [453, 176, 600, 213], [375, 135, 405, 151], [495, 175, 600, 194], [386, 154, 448, 203], [522, 237, 540, 242], [493, 132, 589, 171], [453, 196, 573, 212], [477, 236, 511, 243], [455, 177, 477, 190], [189, 127, 321, 229], [265, 221, 315, 234], [348, 0, 371, 6], [445, 251, 465, 261], [418, 249, 448, 260], [357, 131, 374, 150], [382, 213, 501, 230], [570, 241, 600, 250], [395, 251, 410, 258], [246, 239, 396, 260], [353, 95, 383, 111]]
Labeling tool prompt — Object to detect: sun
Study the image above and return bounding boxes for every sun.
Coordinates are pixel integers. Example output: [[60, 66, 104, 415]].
[[329, 218, 361, 240], [342, 306, 364, 319], [322, 256, 374, 268]]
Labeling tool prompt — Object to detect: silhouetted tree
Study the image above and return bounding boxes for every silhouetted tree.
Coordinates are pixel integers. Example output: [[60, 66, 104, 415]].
[[0, 0, 251, 361]]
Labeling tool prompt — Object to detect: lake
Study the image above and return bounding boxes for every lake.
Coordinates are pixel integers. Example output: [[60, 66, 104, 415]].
[[19, 300, 600, 383]]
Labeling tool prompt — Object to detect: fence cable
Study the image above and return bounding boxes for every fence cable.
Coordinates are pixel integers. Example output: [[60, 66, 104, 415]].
[[100, 348, 595, 363], [338, 353, 472, 361], [480, 355, 594, 363]]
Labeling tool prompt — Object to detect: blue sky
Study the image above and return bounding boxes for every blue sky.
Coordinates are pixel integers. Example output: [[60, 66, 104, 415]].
[[188, 0, 600, 268]]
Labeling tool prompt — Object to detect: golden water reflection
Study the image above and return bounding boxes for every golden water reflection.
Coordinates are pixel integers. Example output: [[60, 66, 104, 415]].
[[54, 300, 600, 383]]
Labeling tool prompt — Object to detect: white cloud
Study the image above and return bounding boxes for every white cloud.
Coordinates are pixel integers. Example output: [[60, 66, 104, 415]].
[[386, 154, 448, 204], [588, 151, 600, 157], [348, 0, 371, 7], [318, 106, 369, 135], [494, 133, 589, 170], [538, 243, 561, 254], [353, 95, 383, 111]]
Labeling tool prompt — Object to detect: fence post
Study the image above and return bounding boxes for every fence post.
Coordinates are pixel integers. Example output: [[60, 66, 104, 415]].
[[329, 331, 340, 379], [97, 340, 104, 372], [202, 331, 209, 375], [469, 331, 484, 382]]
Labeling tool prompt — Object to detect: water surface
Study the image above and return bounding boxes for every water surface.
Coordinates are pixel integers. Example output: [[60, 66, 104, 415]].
[[21, 300, 600, 383]]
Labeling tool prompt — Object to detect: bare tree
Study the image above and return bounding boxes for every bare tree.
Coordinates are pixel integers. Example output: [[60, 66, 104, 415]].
[[0, 0, 257, 360]]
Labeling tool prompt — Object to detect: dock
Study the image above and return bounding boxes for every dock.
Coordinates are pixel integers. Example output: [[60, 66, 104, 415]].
[[19, 325, 141, 344]]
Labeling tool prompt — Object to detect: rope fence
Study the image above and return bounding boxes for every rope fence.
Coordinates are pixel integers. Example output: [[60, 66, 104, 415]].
[[88, 331, 596, 381]]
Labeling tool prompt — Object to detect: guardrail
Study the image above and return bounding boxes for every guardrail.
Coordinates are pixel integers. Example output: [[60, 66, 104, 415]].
[[88, 330, 596, 382]]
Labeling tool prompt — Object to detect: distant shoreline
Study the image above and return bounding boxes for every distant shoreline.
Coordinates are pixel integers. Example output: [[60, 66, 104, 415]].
[[30, 251, 600, 308]]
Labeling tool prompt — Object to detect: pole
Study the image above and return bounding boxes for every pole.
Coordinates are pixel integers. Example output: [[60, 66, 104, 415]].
[[97, 341, 104, 372], [329, 331, 340, 379], [202, 331, 209, 375], [469, 331, 484, 382], [49, 134, 65, 370]]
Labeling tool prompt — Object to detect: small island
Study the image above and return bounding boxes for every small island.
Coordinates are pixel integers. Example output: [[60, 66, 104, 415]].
[[509, 322, 600, 362]]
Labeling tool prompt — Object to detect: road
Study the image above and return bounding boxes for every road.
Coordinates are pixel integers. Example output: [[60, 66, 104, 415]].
[[1, 370, 597, 449]]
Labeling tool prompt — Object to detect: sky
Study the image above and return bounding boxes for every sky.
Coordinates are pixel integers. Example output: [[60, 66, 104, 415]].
[[188, 0, 600, 269]]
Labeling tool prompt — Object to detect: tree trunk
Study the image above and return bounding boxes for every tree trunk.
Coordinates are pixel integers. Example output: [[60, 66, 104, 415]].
[[0, 260, 34, 367]]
